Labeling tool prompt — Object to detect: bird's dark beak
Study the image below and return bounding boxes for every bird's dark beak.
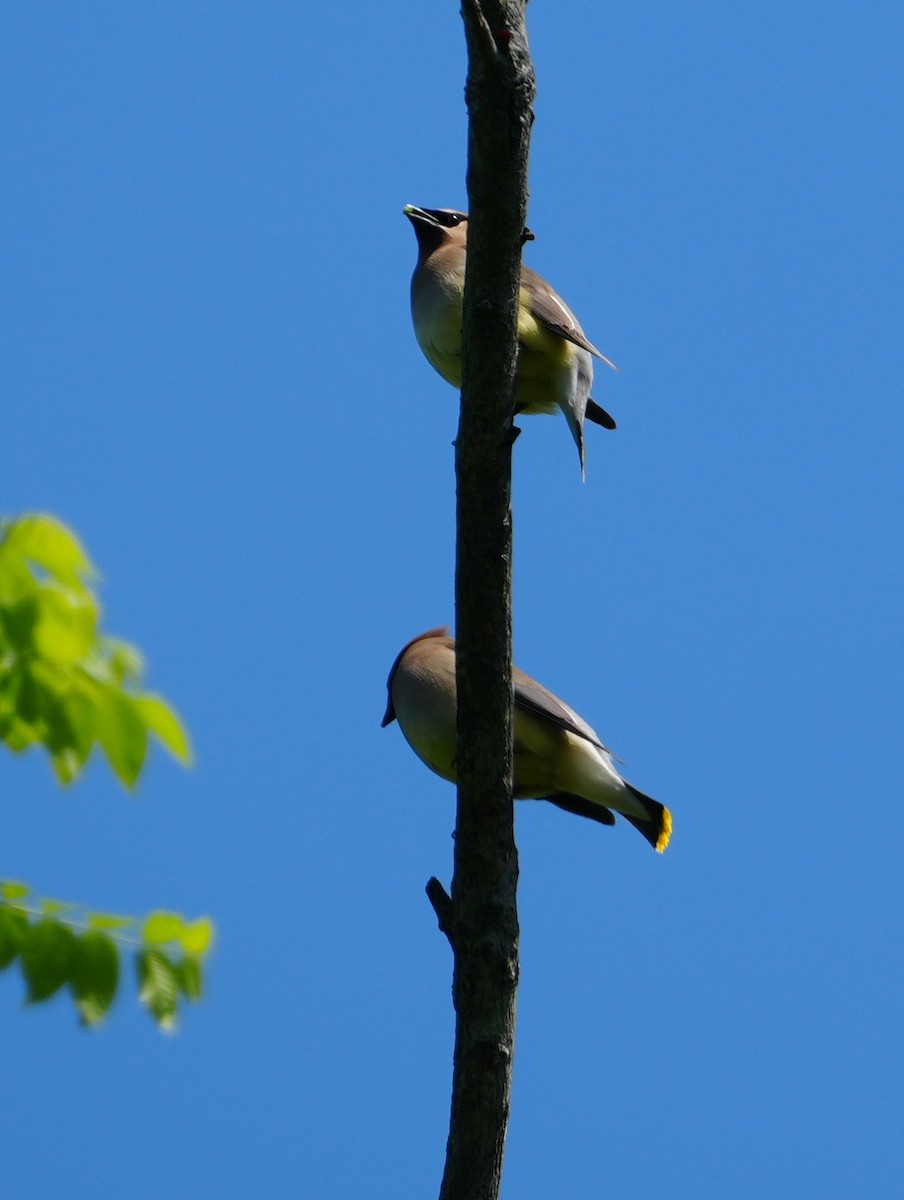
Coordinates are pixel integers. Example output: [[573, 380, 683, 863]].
[[404, 204, 435, 227]]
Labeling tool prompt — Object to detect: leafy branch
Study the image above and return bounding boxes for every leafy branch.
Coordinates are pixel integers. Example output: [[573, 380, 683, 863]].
[[0, 881, 213, 1029], [1, 512, 211, 1030], [0, 513, 191, 786]]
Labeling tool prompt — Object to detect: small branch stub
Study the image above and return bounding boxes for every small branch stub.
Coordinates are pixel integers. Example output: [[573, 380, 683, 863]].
[[426, 877, 455, 948]]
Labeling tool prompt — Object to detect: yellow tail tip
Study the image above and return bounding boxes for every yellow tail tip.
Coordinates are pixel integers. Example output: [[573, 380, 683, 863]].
[[655, 807, 673, 854]]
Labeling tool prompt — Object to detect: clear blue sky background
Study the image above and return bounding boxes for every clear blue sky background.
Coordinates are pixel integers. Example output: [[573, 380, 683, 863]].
[[3, 3, 902, 1197]]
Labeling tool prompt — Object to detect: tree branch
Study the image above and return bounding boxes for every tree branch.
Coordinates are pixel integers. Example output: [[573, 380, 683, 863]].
[[426, 877, 456, 948], [437, 4, 535, 1199]]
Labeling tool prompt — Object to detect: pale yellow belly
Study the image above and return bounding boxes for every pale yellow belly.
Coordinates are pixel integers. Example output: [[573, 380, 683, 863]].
[[417, 305, 573, 418]]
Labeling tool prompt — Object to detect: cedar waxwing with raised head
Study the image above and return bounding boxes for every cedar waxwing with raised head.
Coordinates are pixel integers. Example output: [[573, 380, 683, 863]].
[[382, 628, 672, 853], [404, 204, 618, 478]]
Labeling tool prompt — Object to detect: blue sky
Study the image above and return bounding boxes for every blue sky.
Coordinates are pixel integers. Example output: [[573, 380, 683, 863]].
[[2, 3, 902, 1197]]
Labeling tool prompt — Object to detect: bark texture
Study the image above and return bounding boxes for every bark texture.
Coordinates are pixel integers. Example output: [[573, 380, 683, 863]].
[[437, 4, 535, 1199]]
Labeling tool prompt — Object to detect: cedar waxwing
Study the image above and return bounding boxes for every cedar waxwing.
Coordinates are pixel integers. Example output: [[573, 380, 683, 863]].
[[382, 628, 671, 853], [404, 204, 618, 478]]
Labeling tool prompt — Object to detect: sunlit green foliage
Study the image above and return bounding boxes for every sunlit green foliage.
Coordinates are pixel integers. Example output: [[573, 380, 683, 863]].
[[1, 514, 212, 1030], [0, 513, 191, 786], [0, 881, 213, 1029]]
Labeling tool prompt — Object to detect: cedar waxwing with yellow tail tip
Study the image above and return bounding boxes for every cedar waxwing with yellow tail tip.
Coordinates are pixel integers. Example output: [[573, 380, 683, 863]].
[[382, 628, 672, 853], [404, 205, 618, 479]]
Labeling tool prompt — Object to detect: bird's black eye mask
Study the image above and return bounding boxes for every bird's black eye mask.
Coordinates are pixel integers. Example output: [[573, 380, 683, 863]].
[[417, 207, 533, 244], [431, 209, 467, 228]]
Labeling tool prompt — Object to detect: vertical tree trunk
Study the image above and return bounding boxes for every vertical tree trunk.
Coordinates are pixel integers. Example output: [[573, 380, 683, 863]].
[[436, 4, 535, 1199]]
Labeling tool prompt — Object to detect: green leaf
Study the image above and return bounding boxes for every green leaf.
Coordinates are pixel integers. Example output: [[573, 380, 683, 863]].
[[32, 584, 98, 664], [143, 911, 186, 945], [13, 665, 49, 731], [1, 880, 30, 901], [62, 687, 99, 757], [0, 668, 41, 753], [70, 931, 120, 1026], [0, 906, 29, 970], [137, 949, 180, 1030], [87, 912, 136, 932], [47, 687, 99, 784], [97, 690, 148, 787], [50, 745, 84, 786], [1, 514, 95, 585], [103, 638, 144, 686], [135, 694, 193, 766], [180, 917, 214, 957], [0, 548, 37, 607], [0, 596, 40, 652], [0, 712, 40, 752], [176, 956, 203, 1001], [20, 919, 77, 1002]]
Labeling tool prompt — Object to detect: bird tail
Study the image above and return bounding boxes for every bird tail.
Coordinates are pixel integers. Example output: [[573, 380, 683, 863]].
[[585, 398, 617, 430], [546, 788, 671, 853], [621, 784, 672, 853]]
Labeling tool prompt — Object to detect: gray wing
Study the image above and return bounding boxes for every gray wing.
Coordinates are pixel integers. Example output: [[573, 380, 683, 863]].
[[521, 265, 614, 367], [512, 666, 609, 753]]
